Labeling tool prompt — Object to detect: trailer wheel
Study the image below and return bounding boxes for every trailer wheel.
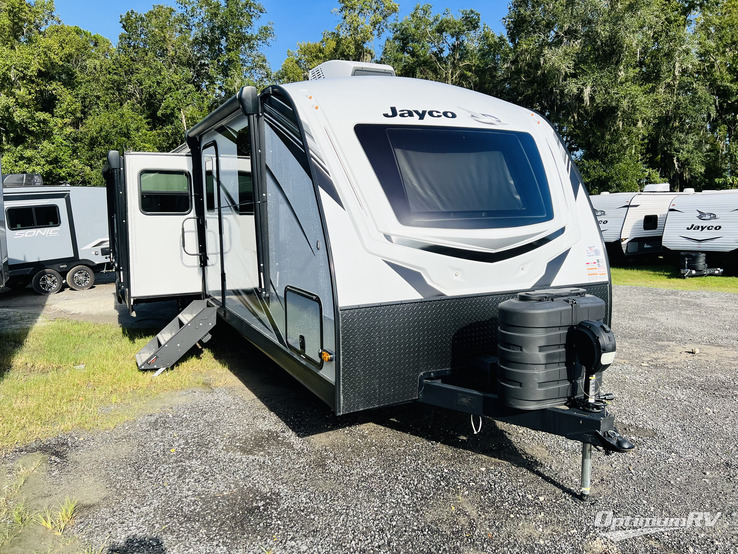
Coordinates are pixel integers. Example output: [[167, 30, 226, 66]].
[[66, 265, 95, 291], [32, 269, 63, 295]]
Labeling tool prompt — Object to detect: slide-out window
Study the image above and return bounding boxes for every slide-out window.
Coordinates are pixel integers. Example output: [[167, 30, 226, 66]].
[[7, 205, 60, 229], [139, 171, 191, 214]]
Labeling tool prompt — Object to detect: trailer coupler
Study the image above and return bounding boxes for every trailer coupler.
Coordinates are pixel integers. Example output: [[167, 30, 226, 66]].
[[418, 378, 633, 498]]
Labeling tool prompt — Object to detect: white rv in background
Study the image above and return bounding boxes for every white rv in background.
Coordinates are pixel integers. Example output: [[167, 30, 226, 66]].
[[591, 184, 694, 256], [589, 191, 638, 256], [618, 184, 682, 256], [105, 61, 633, 496], [3, 180, 110, 294], [662, 190, 738, 274], [0, 160, 8, 288]]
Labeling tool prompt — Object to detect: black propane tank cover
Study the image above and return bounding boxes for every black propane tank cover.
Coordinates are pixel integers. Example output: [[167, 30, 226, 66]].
[[497, 289, 608, 410]]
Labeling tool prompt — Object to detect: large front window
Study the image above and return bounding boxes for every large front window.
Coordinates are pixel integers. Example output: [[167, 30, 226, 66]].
[[355, 125, 553, 229]]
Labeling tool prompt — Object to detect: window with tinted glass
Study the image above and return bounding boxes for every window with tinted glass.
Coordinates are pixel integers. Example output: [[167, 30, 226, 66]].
[[643, 214, 658, 230], [355, 125, 554, 229], [140, 171, 190, 214], [7, 205, 60, 229]]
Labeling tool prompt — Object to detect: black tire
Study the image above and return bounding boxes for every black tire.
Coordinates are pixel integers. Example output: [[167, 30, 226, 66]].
[[32, 269, 63, 295], [66, 265, 95, 291]]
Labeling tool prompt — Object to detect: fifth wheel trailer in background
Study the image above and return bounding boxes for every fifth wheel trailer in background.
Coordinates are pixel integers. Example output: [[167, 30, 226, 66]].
[[106, 60, 633, 497], [2, 180, 110, 294]]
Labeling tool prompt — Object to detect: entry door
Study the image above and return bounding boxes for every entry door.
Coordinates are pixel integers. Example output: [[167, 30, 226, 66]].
[[124, 152, 200, 301], [200, 121, 260, 310]]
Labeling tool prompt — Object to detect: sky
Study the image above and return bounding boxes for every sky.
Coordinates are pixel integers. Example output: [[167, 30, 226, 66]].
[[53, 0, 509, 71]]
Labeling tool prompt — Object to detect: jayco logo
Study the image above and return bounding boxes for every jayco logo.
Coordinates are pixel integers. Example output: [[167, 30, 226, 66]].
[[697, 209, 718, 221], [383, 107, 457, 120], [686, 224, 721, 231]]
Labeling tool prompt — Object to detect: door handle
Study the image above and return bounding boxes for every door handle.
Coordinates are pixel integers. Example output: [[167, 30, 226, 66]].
[[181, 217, 198, 256]]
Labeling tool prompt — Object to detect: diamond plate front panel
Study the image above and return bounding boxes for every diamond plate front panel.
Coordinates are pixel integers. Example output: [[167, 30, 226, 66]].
[[337, 284, 610, 414]]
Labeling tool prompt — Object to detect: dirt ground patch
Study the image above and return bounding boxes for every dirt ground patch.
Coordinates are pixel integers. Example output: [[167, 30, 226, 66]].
[[1, 282, 737, 553]]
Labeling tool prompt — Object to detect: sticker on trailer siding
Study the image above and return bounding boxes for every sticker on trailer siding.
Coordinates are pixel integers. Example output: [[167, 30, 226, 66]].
[[586, 246, 607, 278], [586, 258, 607, 279]]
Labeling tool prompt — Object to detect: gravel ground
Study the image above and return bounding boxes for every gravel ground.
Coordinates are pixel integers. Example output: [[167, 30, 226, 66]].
[[1, 284, 737, 553]]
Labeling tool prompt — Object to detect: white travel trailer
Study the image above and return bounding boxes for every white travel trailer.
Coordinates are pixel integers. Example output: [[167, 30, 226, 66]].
[[616, 184, 680, 256], [589, 192, 638, 257], [106, 61, 633, 496], [0, 160, 8, 288], [662, 190, 738, 275], [3, 181, 110, 294]]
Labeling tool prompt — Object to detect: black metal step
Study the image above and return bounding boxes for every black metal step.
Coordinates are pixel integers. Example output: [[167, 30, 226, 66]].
[[136, 300, 217, 371]]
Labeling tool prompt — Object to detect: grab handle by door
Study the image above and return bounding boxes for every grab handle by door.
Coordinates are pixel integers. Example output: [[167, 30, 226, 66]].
[[181, 217, 199, 256]]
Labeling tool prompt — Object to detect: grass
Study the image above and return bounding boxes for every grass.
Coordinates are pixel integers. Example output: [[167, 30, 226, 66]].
[[0, 320, 237, 453], [37, 497, 78, 535], [610, 263, 738, 293], [0, 461, 37, 546]]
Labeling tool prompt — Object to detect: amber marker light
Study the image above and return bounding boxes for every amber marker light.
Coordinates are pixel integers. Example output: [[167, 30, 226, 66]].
[[320, 350, 334, 362]]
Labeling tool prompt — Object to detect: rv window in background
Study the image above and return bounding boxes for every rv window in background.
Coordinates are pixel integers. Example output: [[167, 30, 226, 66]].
[[356, 125, 553, 229], [139, 171, 191, 214], [643, 214, 658, 230], [7, 205, 60, 229]]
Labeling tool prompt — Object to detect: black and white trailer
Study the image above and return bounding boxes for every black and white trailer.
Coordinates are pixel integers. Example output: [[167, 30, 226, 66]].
[[3, 179, 110, 294], [105, 61, 633, 496], [662, 190, 738, 276], [589, 191, 638, 259]]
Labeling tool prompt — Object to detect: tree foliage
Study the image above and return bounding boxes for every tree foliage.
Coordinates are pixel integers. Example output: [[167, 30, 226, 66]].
[[276, 0, 398, 83], [381, 5, 509, 93], [0, 0, 272, 186]]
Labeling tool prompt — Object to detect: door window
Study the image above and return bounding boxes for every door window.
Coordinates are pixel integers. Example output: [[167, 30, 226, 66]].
[[139, 171, 191, 214]]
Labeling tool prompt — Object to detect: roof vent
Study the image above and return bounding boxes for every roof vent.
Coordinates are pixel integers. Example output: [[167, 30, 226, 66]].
[[309, 60, 396, 80], [643, 183, 670, 192]]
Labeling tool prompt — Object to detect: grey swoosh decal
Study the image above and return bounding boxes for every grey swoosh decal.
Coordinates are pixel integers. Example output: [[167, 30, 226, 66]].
[[384, 261, 445, 298], [532, 250, 570, 288]]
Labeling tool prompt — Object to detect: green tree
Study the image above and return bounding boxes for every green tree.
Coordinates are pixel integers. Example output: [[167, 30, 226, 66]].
[[503, 0, 700, 192], [382, 5, 508, 91], [0, 0, 116, 185], [0, 0, 273, 186], [696, 0, 738, 188], [276, 0, 398, 83]]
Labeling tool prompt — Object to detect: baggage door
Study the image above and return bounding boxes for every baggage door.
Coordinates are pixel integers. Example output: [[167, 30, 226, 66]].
[[122, 152, 200, 303]]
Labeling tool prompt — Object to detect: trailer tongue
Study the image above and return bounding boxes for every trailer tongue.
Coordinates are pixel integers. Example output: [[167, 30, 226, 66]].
[[417, 287, 634, 498]]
